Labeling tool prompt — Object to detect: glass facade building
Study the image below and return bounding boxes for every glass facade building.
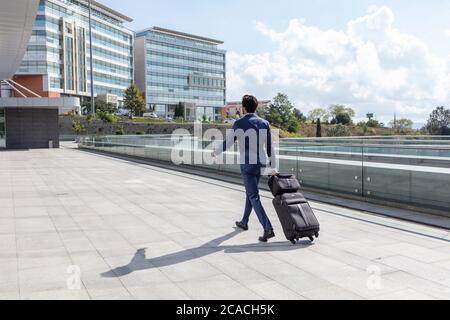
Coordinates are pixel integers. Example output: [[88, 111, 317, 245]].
[[15, 0, 134, 102], [135, 27, 226, 121]]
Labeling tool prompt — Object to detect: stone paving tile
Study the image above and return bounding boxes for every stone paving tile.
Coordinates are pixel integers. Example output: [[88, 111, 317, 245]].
[[0, 291, 20, 300], [92, 291, 135, 300], [0, 218, 15, 234], [18, 263, 72, 294], [59, 232, 97, 254], [20, 289, 91, 300], [81, 273, 129, 299], [127, 283, 191, 300], [49, 216, 80, 232], [0, 207, 14, 217], [15, 217, 57, 235], [246, 280, 305, 300], [0, 198, 14, 208], [300, 285, 364, 300], [309, 243, 397, 275], [18, 248, 71, 271], [434, 259, 450, 271], [324, 271, 409, 298], [370, 288, 436, 300], [379, 255, 450, 284], [382, 271, 450, 300], [199, 253, 271, 287], [1, 146, 450, 300], [70, 251, 111, 274], [157, 258, 223, 283], [380, 243, 450, 264], [176, 275, 263, 300], [269, 274, 333, 296], [16, 232, 64, 252], [0, 262, 18, 285]]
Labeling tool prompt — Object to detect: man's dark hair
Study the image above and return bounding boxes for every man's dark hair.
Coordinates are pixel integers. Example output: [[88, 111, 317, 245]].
[[242, 95, 259, 113]]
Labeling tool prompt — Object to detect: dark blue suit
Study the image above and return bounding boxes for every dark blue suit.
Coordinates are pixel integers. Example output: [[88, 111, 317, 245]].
[[214, 113, 277, 232]]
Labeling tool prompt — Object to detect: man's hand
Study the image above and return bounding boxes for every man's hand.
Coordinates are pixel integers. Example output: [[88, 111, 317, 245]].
[[268, 169, 279, 177], [211, 151, 217, 159]]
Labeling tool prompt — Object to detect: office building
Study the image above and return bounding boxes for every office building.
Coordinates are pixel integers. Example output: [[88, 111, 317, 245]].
[[10, 0, 134, 104], [135, 27, 226, 121], [0, 0, 79, 149]]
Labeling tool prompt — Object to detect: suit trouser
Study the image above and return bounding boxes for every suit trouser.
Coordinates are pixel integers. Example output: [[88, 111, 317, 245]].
[[240, 165, 273, 232]]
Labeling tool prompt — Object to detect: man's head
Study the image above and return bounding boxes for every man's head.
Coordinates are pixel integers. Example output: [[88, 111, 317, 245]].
[[242, 95, 259, 114]]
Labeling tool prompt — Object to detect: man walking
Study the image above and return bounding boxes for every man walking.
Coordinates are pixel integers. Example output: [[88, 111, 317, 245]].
[[213, 95, 278, 242]]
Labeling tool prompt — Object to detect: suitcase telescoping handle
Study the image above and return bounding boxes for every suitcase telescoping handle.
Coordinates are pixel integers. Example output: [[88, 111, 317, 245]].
[[268, 172, 280, 178]]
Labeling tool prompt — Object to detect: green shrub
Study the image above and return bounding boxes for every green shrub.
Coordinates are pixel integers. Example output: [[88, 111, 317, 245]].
[[326, 124, 352, 137], [97, 111, 116, 124], [86, 113, 94, 123], [115, 127, 125, 135], [287, 118, 300, 133], [135, 131, 145, 135], [71, 120, 85, 135]]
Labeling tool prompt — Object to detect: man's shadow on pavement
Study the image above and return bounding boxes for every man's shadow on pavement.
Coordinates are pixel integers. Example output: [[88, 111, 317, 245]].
[[101, 228, 312, 278]]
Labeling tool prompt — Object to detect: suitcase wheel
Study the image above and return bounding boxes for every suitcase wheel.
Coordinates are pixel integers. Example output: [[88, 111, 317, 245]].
[[290, 239, 297, 245], [315, 232, 319, 238], [308, 236, 314, 242]]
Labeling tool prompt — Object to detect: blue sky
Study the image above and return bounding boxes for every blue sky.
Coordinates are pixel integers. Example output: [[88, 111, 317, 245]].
[[101, 0, 450, 124], [102, 0, 450, 55]]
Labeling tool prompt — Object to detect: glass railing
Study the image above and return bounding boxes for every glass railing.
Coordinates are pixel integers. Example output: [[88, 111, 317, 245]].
[[78, 135, 450, 215]]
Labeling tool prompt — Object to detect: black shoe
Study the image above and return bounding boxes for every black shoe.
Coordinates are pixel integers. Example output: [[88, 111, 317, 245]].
[[235, 221, 248, 231], [259, 230, 275, 242]]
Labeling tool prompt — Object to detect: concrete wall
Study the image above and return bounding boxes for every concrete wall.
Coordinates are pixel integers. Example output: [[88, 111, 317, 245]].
[[6, 108, 59, 149]]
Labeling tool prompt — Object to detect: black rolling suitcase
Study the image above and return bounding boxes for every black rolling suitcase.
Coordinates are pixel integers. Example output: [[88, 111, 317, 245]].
[[269, 175, 320, 244]]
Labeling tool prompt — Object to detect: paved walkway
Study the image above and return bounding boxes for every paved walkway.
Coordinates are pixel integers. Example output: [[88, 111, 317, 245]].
[[0, 145, 449, 300]]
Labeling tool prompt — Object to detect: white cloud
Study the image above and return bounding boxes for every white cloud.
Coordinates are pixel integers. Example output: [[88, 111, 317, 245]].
[[227, 6, 450, 124]]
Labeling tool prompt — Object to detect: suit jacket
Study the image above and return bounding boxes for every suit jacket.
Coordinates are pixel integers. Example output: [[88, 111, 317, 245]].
[[213, 113, 278, 169]]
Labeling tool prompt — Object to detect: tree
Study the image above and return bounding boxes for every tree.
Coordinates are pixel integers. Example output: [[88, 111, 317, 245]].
[[423, 107, 450, 135], [329, 104, 355, 125], [123, 83, 146, 118], [329, 104, 355, 118], [293, 109, 306, 122], [366, 119, 384, 128], [307, 108, 329, 123], [260, 93, 300, 133], [389, 118, 413, 129], [331, 113, 352, 125], [264, 93, 295, 127]]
